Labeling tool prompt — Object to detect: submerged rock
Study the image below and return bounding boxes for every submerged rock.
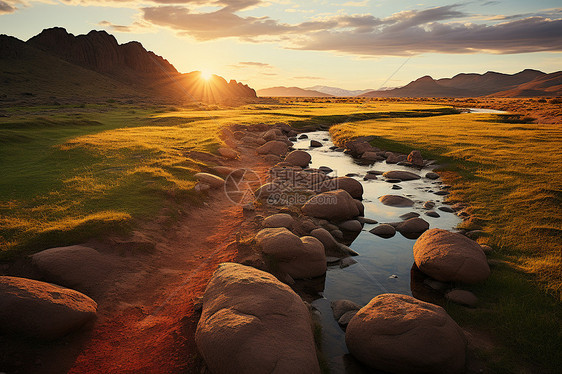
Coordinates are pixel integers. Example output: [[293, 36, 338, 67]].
[[396, 217, 430, 234], [379, 195, 415, 207], [369, 224, 396, 238], [331, 299, 362, 322], [382, 170, 421, 181], [195, 263, 321, 374]]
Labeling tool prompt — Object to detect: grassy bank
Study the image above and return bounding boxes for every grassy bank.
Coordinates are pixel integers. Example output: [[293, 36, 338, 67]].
[[330, 110, 561, 371], [0, 101, 448, 258]]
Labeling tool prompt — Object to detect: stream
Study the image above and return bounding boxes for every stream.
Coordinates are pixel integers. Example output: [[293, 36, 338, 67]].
[[291, 131, 462, 373]]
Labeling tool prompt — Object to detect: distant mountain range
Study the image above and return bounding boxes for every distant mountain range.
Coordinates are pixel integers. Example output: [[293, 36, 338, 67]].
[[361, 69, 562, 98], [258, 70, 561, 98], [0, 27, 256, 104], [257, 86, 333, 97], [306, 86, 375, 97]]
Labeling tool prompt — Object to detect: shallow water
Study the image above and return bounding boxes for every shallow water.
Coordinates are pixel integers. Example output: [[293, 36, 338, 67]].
[[292, 131, 462, 373], [464, 107, 508, 114]]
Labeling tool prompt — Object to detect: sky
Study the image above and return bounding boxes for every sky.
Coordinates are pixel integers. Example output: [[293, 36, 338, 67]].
[[1, 0, 561, 90]]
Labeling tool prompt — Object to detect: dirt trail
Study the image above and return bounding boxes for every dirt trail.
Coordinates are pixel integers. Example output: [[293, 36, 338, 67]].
[[0, 138, 271, 374], [65, 152, 270, 373]]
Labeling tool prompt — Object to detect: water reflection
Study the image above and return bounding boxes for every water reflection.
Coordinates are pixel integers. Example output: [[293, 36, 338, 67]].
[[291, 131, 462, 373]]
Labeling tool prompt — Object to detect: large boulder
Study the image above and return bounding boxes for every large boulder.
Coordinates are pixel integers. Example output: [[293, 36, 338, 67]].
[[31, 245, 117, 294], [346, 293, 466, 374], [413, 229, 490, 284], [379, 195, 415, 207], [257, 140, 288, 156], [0, 276, 97, 340], [255, 228, 326, 279], [302, 190, 360, 221], [382, 170, 421, 181], [284, 150, 311, 168], [196, 263, 320, 374]]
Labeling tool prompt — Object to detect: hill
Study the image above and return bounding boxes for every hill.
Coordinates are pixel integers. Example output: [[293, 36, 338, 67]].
[[257, 86, 332, 97], [0, 34, 144, 104], [361, 70, 562, 98], [1, 28, 256, 104]]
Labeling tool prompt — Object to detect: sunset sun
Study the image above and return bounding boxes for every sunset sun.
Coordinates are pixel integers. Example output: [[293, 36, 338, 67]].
[[200, 69, 212, 80]]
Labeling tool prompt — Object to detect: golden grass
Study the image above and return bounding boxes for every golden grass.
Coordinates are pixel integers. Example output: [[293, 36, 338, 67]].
[[330, 112, 562, 297], [4, 101, 441, 255]]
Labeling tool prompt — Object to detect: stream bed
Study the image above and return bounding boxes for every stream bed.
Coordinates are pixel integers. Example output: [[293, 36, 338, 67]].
[[292, 131, 462, 373]]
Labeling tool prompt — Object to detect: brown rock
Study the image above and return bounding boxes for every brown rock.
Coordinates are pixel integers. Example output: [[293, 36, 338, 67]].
[[379, 195, 415, 207], [218, 147, 239, 159], [345, 139, 373, 157], [382, 170, 421, 181], [413, 229, 490, 284], [257, 140, 288, 156], [302, 190, 360, 221], [346, 293, 466, 374], [408, 150, 424, 167], [396, 217, 430, 234], [255, 228, 326, 279], [195, 263, 320, 374], [263, 213, 295, 229], [284, 150, 311, 167], [194, 172, 225, 189], [331, 299, 362, 320], [0, 276, 97, 340], [316, 176, 363, 199], [310, 228, 339, 252], [369, 224, 396, 238], [31, 245, 117, 294]]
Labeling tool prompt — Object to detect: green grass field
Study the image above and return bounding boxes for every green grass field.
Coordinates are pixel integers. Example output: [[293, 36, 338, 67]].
[[0, 101, 449, 257], [1, 100, 560, 371]]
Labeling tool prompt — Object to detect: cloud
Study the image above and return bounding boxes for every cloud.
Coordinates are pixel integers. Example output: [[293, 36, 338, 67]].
[[0, 0, 17, 13], [98, 20, 153, 33], [295, 16, 562, 55], [229, 61, 273, 68], [142, 3, 562, 55], [341, 1, 369, 6], [293, 76, 323, 79]]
